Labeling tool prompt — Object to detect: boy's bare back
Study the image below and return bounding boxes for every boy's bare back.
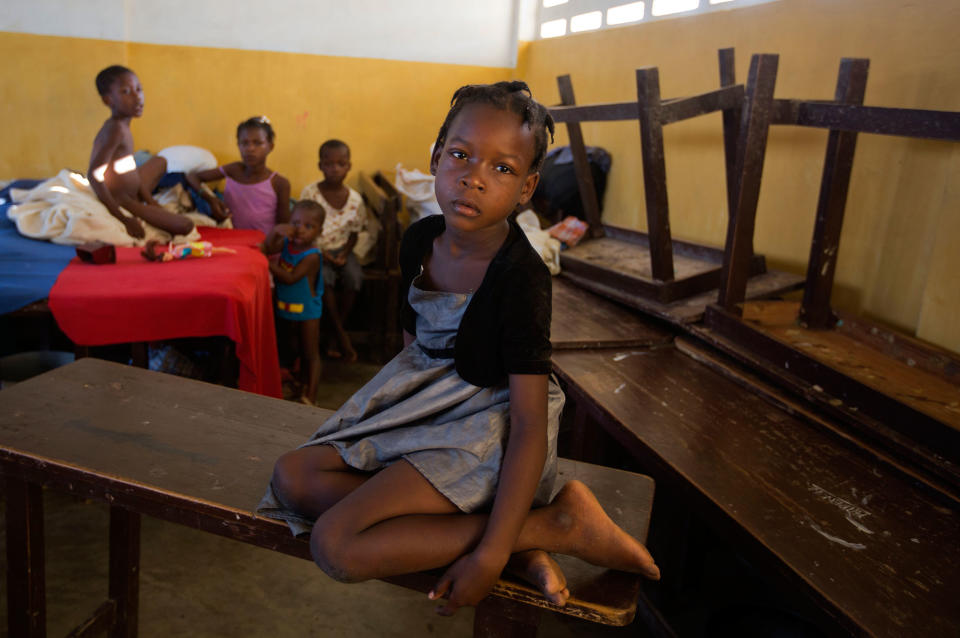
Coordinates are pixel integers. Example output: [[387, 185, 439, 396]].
[[89, 66, 194, 239], [91, 118, 141, 203]]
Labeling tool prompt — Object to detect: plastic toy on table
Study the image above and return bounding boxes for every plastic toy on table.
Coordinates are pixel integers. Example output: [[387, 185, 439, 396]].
[[141, 239, 236, 262]]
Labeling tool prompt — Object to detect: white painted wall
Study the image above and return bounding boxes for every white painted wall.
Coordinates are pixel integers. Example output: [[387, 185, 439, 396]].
[[1, 0, 522, 68]]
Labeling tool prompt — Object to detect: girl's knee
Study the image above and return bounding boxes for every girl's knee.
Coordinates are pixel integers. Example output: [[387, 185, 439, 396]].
[[271, 450, 308, 511], [309, 516, 363, 583]]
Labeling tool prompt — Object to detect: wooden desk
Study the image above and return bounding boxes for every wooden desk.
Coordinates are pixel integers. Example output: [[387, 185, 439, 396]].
[[552, 344, 960, 637], [551, 277, 673, 350], [1, 358, 655, 637]]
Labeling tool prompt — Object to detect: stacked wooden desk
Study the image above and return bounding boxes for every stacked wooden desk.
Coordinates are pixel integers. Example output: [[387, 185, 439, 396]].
[[550, 278, 960, 636]]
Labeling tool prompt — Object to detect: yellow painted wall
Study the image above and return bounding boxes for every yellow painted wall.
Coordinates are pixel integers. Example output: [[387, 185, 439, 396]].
[[0, 31, 509, 196], [517, 0, 959, 351]]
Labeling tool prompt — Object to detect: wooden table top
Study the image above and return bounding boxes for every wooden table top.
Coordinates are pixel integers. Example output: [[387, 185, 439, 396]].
[[552, 346, 960, 637], [551, 277, 673, 349]]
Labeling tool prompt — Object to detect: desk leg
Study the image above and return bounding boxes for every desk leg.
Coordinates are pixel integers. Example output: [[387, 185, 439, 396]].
[[109, 507, 140, 638], [473, 596, 541, 638], [130, 343, 148, 369], [567, 401, 604, 464], [5, 476, 46, 638]]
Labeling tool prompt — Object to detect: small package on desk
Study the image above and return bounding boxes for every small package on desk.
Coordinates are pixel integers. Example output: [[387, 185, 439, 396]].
[[75, 241, 116, 264], [547, 216, 589, 248]]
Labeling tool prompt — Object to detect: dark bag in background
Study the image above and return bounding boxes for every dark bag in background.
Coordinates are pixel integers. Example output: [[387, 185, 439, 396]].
[[531, 146, 611, 225]]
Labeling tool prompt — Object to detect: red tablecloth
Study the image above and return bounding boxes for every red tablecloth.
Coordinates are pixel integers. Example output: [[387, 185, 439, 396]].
[[48, 228, 281, 397]]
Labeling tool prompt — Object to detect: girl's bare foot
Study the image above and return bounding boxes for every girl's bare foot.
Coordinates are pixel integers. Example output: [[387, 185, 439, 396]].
[[506, 550, 569, 607], [548, 480, 660, 580], [299, 394, 315, 406]]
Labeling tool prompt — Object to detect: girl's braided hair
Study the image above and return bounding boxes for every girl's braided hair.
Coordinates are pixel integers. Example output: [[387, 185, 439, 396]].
[[433, 81, 555, 173], [237, 115, 275, 143]]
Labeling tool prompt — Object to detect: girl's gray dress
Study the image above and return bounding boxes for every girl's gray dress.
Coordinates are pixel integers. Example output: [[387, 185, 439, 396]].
[[258, 279, 565, 536]]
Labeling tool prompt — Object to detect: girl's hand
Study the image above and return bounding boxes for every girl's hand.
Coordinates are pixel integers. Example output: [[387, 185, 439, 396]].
[[274, 223, 294, 239], [428, 549, 507, 616], [210, 199, 231, 222]]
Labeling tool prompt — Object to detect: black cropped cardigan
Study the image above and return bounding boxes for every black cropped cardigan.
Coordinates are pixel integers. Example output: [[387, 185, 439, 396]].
[[399, 215, 553, 388]]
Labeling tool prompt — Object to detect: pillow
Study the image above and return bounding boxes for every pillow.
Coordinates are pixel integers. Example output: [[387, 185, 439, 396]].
[[157, 145, 218, 174]]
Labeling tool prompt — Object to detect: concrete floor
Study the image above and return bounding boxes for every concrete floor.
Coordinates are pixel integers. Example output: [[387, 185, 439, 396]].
[[0, 356, 634, 638]]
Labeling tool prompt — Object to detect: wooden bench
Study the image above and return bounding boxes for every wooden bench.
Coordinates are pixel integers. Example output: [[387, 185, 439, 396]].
[[551, 339, 960, 636], [351, 171, 403, 362], [1, 358, 655, 637]]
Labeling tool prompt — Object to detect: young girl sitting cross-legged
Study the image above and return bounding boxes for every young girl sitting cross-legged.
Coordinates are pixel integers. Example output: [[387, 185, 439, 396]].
[[258, 81, 660, 615]]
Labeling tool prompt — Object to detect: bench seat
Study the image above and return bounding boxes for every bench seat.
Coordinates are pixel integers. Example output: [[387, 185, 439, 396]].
[[1, 358, 655, 637]]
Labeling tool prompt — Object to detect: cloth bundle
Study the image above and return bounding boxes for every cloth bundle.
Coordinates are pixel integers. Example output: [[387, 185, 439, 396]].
[[5, 169, 221, 247], [516, 210, 562, 276]]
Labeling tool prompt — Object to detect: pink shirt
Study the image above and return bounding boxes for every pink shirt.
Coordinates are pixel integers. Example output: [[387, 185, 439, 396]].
[[220, 166, 277, 236]]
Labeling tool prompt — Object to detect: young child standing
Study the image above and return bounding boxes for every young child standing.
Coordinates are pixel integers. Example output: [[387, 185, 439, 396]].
[[186, 116, 291, 235], [263, 200, 325, 406], [259, 82, 659, 615], [89, 65, 195, 239], [298, 139, 365, 363]]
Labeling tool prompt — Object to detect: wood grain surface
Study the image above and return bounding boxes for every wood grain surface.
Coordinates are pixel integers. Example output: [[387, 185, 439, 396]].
[[0, 358, 655, 627], [552, 346, 960, 637]]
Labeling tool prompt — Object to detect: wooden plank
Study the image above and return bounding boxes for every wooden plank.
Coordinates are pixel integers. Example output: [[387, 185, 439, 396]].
[[800, 58, 869, 328], [659, 85, 744, 125], [557, 227, 769, 305], [0, 358, 656, 629], [699, 301, 960, 491], [550, 277, 673, 350], [4, 476, 46, 638], [839, 314, 960, 383], [373, 172, 401, 270], [718, 54, 779, 310], [771, 100, 960, 140], [551, 346, 960, 637], [561, 269, 803, 327], [636, 66, 675, 282], [548, 101, 640, 123], [109, 507, 140, 638], [675, 335, 960, 501], [65, 601, 116, 638], [356, 171, 403, 361], [556, 75, 604, 236], [718, 48, 742, 229]]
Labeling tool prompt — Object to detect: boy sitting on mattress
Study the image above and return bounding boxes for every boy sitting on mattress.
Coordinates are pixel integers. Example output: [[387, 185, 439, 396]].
[[88, 65, 194, 240]]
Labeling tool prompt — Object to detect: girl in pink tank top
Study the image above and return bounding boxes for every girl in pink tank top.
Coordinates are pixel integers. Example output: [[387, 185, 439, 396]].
[[186, 116, 291, 237]]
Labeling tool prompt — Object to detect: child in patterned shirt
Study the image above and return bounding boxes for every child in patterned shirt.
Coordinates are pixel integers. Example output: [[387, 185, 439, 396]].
[[299, 139, 365, 363]]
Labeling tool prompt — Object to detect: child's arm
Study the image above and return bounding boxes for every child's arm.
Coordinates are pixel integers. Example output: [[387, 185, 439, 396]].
[[269, 251, 321, 287], [88, 125, 145, 239], [431, 373, 549, 615], [262, 224, 293, 255], [331, 231, 358, 266], [272, 175, 292, 224], [186, 168, 231, 221]]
